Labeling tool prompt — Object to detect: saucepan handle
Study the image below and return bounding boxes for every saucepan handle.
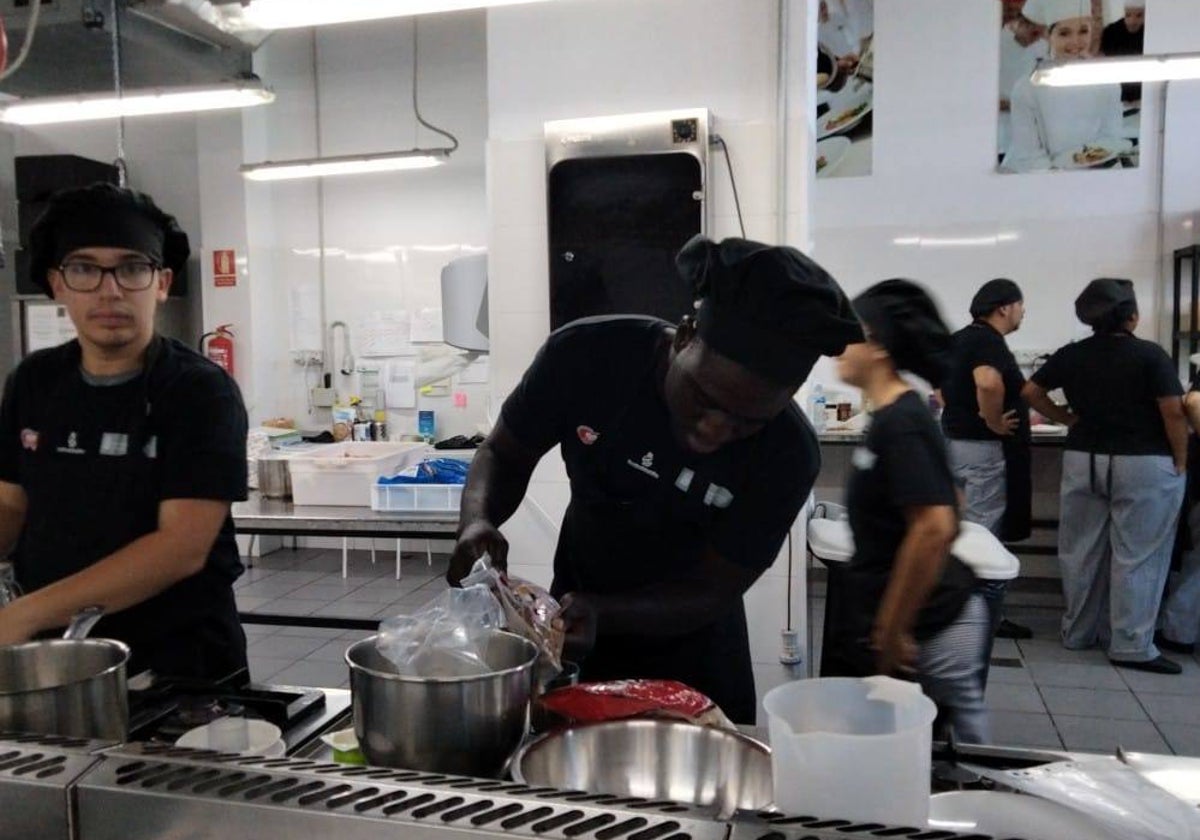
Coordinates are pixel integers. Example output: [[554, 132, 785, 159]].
[[62, 605, 105, 640]]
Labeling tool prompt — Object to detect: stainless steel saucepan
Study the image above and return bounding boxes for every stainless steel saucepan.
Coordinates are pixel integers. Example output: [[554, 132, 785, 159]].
[[0, 606, 130, 740]]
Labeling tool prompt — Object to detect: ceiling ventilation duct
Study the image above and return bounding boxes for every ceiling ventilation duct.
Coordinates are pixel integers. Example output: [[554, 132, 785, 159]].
[[0, 0, 262, 98]]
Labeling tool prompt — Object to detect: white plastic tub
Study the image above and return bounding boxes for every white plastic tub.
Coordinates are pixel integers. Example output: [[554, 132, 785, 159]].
[[372, 482, 464, 513], [288, 442, 429, 506]]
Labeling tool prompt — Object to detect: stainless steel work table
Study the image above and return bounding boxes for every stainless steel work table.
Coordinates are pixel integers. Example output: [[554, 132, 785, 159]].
[[232, 493, 459, 631]]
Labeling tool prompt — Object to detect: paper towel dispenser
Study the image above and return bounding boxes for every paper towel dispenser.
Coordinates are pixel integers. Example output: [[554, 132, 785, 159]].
[[441, 253, 489, 352]]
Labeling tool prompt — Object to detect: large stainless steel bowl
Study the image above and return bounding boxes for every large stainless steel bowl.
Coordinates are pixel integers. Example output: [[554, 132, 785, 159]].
[[512, 719, 774, 813], [346, 630, 538, 776]]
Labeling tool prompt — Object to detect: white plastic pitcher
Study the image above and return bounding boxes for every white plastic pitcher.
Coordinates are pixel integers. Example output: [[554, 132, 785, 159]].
[[762, 676, 937, 828]]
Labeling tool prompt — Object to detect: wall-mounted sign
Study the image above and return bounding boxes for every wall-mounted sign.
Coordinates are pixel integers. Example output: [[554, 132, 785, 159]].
[[213, 249, 237, 287]]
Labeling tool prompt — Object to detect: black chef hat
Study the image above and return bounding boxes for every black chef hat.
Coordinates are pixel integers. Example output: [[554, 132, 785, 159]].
[[969, 278, 1023, 319], [676, 235, 864, 385], [28, 182, 190, 296], [1075, 277, 1137, 332], [853, 278, 953, 387]]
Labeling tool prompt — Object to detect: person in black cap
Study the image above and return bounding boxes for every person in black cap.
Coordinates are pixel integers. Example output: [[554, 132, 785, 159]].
[[941, 280, 1071, 644], [0, 182, 250, 681], [1023, 278, 1187, 674], [446, 235, 863, 723], [834, 278, 989, 742]]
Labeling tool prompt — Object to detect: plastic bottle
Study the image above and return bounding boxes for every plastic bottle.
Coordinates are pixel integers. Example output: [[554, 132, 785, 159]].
[[809, 384, 828, 433]]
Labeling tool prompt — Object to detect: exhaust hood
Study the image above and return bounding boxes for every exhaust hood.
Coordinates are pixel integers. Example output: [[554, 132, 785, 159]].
[[0, 0, 262, 99]]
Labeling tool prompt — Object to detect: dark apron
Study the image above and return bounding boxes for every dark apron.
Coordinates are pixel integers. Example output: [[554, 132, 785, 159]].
[[1000, 418, 1032, 543], [821, 558, 975, 679], [548, 358, 758, 724], [14, 339, 246, 680]]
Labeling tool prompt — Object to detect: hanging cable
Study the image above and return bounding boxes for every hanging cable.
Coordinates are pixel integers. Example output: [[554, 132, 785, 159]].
[[0, 0, 43, 83], [313, 30, 330, 383], [786, 530, 793, 632], [712, 134, 746, 238], [109, 0, 127, 185], [412, 18, 458, 154]]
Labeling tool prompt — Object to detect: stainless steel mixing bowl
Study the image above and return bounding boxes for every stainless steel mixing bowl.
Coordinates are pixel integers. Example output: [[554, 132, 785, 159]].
[[346, 630, 538, 776], [511, 719, 773, 813]]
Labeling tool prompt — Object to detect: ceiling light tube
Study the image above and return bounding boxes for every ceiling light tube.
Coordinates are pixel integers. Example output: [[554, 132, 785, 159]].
[[225, 0, 560, 31], [0, 79, 274, 126], [1032, 53, 1200, 87], [241, 149, 450, 182]]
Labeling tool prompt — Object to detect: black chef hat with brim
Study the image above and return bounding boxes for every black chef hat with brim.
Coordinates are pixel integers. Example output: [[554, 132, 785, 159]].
[[969, 278, 1023, 319], [676, 235, 864, 385], [1075, 277, 1137, 331], [28, 182, 190, 296], [853, 278, 953, 387]]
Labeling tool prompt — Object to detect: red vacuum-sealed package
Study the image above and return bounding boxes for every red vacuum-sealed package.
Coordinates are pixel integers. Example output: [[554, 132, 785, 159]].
[[540, 680, 733, 729]]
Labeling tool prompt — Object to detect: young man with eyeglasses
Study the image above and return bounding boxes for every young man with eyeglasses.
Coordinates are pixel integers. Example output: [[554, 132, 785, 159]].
[[0, 183, 250, 681]]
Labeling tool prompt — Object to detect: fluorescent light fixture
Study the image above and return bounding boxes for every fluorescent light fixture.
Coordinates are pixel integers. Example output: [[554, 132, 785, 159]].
[[893, 233, 1020, 248], [241, 149, 449, 182], [1032, 53, 1200, 87], [0, 80, 274, 126], [220, 0, 560, 30]]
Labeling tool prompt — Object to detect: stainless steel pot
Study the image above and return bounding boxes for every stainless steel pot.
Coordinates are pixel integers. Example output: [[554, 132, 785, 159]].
[[512, 719, 774, 815], [0, 607, 130, 740], [346, 630, 538, 775], [256, 456, 292, 499]]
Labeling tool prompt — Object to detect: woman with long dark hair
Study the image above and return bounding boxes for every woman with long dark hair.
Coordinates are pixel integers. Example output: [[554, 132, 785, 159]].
[[835, 279, 989, 743]]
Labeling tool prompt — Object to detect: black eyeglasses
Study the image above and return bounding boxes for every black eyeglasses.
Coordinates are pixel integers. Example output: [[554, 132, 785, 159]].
[[57, 260, 160, 292]]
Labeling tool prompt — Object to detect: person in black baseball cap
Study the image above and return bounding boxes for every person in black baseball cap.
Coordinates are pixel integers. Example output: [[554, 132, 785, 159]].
[[447, 235, 862, 723], [832, 278, 990, 743], [942, 279, 1061, 648], [1024, 278, 1188, 674], [0, 183, 250, 681]]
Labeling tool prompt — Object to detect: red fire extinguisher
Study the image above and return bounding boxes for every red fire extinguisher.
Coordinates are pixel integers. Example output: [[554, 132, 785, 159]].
[[200, 324, 235, 375]]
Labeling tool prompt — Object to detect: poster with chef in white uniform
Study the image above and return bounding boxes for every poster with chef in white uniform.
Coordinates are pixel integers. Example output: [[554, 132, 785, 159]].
[[998, 0, 1144, 173], [815, 0, 874, 179]]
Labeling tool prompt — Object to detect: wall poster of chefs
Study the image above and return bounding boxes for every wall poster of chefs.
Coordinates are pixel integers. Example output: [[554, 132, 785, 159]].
[[815, 0, 874, 179], [998, 0, 1146, 173]]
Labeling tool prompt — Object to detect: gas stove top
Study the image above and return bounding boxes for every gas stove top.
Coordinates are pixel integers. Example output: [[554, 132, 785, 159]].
[[126, 669, 352, 754]]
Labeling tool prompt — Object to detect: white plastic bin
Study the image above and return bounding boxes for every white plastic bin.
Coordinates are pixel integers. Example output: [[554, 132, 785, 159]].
[[372, 482, 464, 513], [288, 442, 429, 506], [762, 676, 937, 828]]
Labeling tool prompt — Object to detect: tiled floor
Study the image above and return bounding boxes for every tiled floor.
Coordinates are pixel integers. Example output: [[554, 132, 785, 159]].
[[238, 547, 1200, 756]]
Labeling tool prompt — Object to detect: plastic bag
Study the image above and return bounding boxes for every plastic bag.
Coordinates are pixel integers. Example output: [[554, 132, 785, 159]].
[[461, 557, 564, 673], [378, 458, 470, 485], [375, 584, 504, 677], [971, 757, 1200, 840], [540, 679, 735, 730]]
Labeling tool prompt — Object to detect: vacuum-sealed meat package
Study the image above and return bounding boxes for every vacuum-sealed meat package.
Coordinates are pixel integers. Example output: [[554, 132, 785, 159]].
[[539, 679, 734, 729], [462, 557, 564, 673]]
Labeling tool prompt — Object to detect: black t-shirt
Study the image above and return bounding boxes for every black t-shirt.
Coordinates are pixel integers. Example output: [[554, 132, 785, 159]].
[[0, 336, 249, 675], [941, 322, 1026, 441], [846, 390, 975, 639], [501, 315, 816, 582], [1031, 334, 1182, 456]]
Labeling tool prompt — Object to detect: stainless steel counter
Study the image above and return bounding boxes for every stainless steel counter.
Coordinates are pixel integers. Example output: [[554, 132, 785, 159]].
[[4, 726, 1200, 840], [233, 494, 459, 539], [818, 429, 1068, 447]]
